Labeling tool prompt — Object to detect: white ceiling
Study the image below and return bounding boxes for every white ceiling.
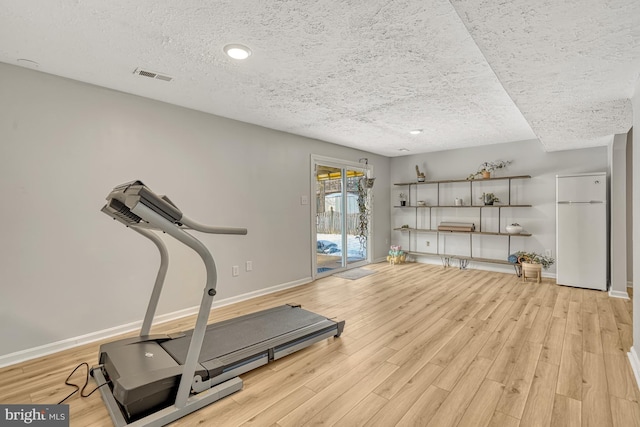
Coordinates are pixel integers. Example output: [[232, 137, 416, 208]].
[[1, 1, 639, 157]]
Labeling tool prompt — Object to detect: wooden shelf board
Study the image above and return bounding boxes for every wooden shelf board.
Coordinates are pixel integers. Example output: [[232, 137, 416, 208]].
[[394, 227, 437, 232], [407, 251, 516, 266], [394, 175, 531, 186], [394, 228, 531, 237], [472, 204, 532, 208], [394, 204, 532, 208], [441, 255, 514, 265]]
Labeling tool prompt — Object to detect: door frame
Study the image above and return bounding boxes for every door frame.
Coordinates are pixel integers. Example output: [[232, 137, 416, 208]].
[[311, 155, 374, 279]]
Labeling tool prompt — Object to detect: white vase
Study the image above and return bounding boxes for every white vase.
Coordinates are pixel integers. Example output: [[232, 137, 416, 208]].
[[505, 225, 523, 234]]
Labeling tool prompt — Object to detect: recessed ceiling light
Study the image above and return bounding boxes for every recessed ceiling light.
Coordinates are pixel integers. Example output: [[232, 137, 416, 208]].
[[223, 44, 252, 60], [399, 148, 410, 152], [409, 129, 423, 135]]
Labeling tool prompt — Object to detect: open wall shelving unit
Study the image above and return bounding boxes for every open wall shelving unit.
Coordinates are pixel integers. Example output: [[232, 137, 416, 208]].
[[393, 175, 531, 272]]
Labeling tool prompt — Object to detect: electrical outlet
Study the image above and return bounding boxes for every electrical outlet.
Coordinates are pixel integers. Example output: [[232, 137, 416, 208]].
[[545, 249, 552, 257], [232, 265, 239, 277], [246, 261, 253, 272], [426, 241, 430, 247], [300, 195, 308, 205]]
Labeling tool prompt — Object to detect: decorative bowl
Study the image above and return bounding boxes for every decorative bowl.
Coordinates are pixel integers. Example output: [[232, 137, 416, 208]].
[[505, 224, 523, 234]]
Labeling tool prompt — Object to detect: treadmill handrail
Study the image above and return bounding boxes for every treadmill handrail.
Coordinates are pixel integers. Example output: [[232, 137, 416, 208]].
[[132, 226, 170, 337], [180, 216, 247, 235], [129, 202, 222, 409]]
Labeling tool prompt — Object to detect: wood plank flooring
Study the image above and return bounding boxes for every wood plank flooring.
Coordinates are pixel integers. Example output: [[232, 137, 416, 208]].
[[1, 262, 638, 426]]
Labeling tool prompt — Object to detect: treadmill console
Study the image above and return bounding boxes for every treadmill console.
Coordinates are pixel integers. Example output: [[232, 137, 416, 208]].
[[103, 180, 183, 225]]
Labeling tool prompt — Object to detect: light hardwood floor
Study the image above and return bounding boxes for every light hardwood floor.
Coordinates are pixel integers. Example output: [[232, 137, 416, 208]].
[[1, 262, 639, 426]]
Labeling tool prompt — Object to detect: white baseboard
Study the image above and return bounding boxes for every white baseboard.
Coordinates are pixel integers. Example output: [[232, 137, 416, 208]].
[[0, 320, 147, 369], [628, 348, 640, 389], [609, 289, 630, 299], [0, 277, 312, 368]]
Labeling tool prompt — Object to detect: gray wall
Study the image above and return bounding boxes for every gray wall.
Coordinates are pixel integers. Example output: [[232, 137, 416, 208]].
[[0, 62, 390, 360], [390, 140, 608, 275]]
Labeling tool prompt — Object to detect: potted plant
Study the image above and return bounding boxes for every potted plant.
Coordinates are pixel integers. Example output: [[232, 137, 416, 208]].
[[399, 192, 407, 206], [515, 251, 555, 283], [468, 160, 512, 180], [360, 177, 375, 189], [479, 192, 500, 205], [515, 251, 555, 269]]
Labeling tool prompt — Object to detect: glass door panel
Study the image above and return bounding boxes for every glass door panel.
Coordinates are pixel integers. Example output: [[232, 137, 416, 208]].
[[315, 163, 369, 276], [316, 165, 344, 274]]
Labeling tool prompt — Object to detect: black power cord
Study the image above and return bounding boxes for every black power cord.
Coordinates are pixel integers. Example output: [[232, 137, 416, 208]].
[[57, 362, 110, 404]]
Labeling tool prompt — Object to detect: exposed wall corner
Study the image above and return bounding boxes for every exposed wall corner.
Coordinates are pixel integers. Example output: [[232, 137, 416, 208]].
[[628, 348, 640, 389]]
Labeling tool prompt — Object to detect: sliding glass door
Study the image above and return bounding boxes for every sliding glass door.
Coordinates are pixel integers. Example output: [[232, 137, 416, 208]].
[[313, 157, 372, 277]]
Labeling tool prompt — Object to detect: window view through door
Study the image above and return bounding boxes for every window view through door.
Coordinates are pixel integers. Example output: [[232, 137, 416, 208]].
[[316, 165, 368, 275]]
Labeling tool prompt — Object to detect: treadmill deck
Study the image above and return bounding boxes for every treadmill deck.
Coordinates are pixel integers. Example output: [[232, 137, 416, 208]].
[[98, 304, 344, 422], [160, 305, 334, 365]]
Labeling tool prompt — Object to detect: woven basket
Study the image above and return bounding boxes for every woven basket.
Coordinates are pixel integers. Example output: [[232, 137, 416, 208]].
[[521, 262, 541, 283]]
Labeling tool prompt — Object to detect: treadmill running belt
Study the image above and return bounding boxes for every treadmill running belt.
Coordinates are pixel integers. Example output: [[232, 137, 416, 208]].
[[160, 305, 332, 365]]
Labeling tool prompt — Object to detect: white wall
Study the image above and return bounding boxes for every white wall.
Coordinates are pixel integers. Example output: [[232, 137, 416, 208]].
[[609, 133, 628, 298], [630, 77, 640, 383], [390, 140, 608, 274], [0, 62, 390, 362], [627, 132, 634, 285]]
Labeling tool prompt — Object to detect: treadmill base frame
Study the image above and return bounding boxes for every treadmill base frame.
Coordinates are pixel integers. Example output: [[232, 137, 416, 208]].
[[93, 368, 243, 427]]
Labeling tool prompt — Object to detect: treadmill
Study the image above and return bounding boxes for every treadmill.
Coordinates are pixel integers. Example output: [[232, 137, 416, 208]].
[[92, 181, 344, 426]]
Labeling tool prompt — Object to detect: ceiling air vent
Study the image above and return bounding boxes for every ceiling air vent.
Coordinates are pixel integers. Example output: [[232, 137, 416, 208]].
[[133, 68, 173, 82]]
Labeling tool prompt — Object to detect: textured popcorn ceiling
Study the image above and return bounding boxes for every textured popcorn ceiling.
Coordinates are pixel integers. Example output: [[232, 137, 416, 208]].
[[451, 0, 640, 151], [0, 1, 638, 156]]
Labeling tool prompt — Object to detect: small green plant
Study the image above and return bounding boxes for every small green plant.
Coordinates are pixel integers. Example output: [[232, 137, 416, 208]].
[[480, 192, 500, 204], [468, 160, 512, 180], [515, 251, 555, 270], [478, 160, 511, 173]]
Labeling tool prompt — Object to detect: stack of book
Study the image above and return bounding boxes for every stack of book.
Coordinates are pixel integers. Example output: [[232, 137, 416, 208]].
[[437, 222, 476, 232]]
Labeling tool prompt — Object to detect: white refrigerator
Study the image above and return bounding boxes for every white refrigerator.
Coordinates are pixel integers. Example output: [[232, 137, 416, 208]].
[[556, 173, 608, 290]]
